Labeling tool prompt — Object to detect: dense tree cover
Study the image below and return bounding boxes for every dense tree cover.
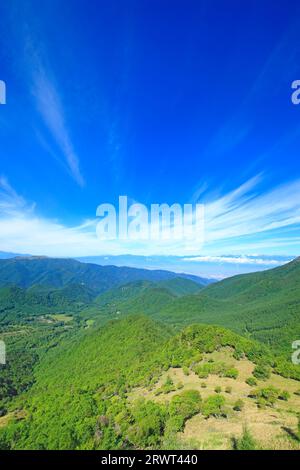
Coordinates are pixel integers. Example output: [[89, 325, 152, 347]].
[[1, 316, 297, 450], [0, 322, 75, 413], [0, 257, 206, 294], [1, 257, 300, 450], [149, 257, 300, 357], [2, 256, 300, 361]]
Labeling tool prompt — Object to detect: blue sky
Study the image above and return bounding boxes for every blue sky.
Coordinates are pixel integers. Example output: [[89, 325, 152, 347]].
[[0, 0, 300, 273]]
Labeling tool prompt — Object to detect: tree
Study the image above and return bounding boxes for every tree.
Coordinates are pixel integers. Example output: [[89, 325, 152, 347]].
[[235, 426, 257, 450]]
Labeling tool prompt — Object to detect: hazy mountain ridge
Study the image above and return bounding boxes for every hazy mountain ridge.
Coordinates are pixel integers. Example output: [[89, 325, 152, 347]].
[[0, 257, 211, 292]]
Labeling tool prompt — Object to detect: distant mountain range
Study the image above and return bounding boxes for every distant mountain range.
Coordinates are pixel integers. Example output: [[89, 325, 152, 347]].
[[0, 257, 211, 324], [0, 255, 299, 356], [0, 256, 212, 291], [0, 251, 293, 278]]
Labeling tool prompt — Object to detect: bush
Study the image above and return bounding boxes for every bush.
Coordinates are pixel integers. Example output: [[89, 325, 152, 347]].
[[164, 414, 184, 434], [278, 390, 290, 401], [233, 399, 244, 411], [246, 377, 257, 387], [224, 368, 239, 379], [250, 386, 280, 408], [225, 386, 232, 394], [233, 349, 244, 360], [253, 365, 271, 381], [155, 376, 176, 395], [235, 427, 257, 450], [201, 395, 226, 418], [215, 386, 222, 394], [182, 366, 190, 376], [176, 382, 184, 390], [194, 361, 236, 380], [194, 365, 209, 378], [169, 390, 201, 423], [201, 382, 207, 389]]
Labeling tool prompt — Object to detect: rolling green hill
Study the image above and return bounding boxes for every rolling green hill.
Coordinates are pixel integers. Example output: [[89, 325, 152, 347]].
[[152, 257, 300, 355], [0, 273, 202, 326], [92, 278, 201, 318], [1, 257, 300, 450], [1, 315, 299, 450], [0, 283, 95, 324]]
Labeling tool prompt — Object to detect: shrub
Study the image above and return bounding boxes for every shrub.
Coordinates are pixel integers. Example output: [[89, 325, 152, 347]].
[[201, 395, 226, 418], [215, 386, 222, 394], [164, 414, 184, 434], [246, 377, 257, 387], [182, 366, 190, 376], [194, 365, 209, 378], [294, 390, 300, 397], [225, 386, 232, 394], [194, 361, 235, 379], [169, 390, 201, 423], [235, 427, 257, 450], [176, 382, 184, 390], [278, 390, 290, 401], [155, 376, 176, 395], [233, 399, 244, 412], [224, 368, 239, 379], [250, 386, 280, 407], [253, 365, 271, 381], [201, 382, 207, 389], [233, 349, 244, 360]]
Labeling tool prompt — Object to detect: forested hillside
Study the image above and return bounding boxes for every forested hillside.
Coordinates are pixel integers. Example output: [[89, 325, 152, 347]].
[[149, 257, 300, 356], [0, 257, 300, 450], [1, 315, 299, 450], [0, 257, 209, 292]]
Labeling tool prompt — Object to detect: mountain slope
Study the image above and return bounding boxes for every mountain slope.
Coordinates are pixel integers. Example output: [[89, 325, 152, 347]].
[[95, 277, 201, 308], [0, 283, 97, 324], [0, 257, 209, 294], [1, 315, 298, 450], [153, 257, 300, 355]]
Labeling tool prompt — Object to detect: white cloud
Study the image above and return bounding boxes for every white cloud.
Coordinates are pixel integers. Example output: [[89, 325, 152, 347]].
[[182, 255, 290, 266], [31, 64, 85, 187], [0, 176, 300, 257], [202, 175, 300, 247], [4, 2, 85, 187]]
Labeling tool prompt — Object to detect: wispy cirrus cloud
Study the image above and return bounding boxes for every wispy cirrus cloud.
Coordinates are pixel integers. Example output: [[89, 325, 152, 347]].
[[31, 61, 85, 187], [0, 175, 300, 258], [3, 2, 85, 187], [202, 174, 300, 247], [0, 176, 29, 214]]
